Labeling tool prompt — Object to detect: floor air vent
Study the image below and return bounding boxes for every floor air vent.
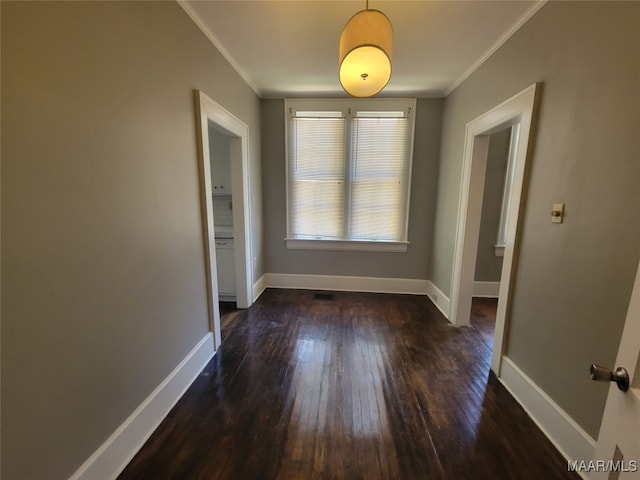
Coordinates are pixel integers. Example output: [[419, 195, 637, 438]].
[[313, 293, 334, 301]]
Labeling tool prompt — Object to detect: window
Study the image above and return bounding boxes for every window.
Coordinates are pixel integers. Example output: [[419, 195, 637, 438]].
[[494, 125, 520, 257], [285, 99, 416, 252]]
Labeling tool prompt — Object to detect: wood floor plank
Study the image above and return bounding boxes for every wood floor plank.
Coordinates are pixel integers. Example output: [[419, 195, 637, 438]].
[[119, 289, 578, 480]]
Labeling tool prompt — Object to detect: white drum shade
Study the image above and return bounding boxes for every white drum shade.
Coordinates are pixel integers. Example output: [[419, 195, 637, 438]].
[[339, 9, 392, 97]]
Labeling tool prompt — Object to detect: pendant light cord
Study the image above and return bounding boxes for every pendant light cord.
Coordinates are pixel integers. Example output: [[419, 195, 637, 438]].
[[366, 0, 369, 10]]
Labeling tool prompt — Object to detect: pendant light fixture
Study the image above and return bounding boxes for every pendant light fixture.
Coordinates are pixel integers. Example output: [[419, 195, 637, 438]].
[[339, 0, 393, 98]]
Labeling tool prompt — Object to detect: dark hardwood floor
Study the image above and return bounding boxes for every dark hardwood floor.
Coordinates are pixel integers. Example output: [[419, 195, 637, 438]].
[[470, 297, 498, 349], [119, 289, 577, 480], [218, 301, 243, 342]]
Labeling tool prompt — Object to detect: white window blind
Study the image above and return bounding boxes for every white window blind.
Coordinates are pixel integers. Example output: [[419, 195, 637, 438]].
[[286, 99, 415, 251], [350, 113, 408, 240], [290, 112, 345, 239]]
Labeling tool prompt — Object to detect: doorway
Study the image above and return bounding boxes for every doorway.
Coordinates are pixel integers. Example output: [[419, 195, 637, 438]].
[[470, 127, 514, 350], [473, 126, 513, 296], [195, 90, 253, 349], [449, 83, 540, 375], [208, 124, 237, 303]]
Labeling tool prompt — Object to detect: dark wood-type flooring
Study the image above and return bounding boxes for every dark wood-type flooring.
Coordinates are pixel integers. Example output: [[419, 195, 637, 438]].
[[219, 301, 243, 342], [119, 290, 577, 480]]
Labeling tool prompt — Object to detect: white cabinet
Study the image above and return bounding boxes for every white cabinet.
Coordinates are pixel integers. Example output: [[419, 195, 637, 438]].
[[209, 126, 232, 194], [214, 238, 236, 298]]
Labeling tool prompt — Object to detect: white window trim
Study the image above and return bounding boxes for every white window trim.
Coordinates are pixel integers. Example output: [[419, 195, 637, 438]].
[[284, 98, 416, 253], [285, 238, 410, 253]]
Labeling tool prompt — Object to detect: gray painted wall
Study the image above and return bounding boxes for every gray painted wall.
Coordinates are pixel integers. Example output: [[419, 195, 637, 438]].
[[261, 98, 443, 280], [474, 128, 510, 282], [1, 2, 261, 478], [430, 1, 640, 438]]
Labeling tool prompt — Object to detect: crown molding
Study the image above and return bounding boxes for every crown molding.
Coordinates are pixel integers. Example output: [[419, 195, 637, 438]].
[[177, 0, 261, 96], [445, 1, 547, 96]]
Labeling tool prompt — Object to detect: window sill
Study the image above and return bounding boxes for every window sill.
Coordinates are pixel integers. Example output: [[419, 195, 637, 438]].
[[494, 245, 505, 257], [285, 238, 409, 253]]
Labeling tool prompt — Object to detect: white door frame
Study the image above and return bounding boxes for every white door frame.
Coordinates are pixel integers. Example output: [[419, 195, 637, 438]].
[[449, 83, 540, 374], [194, 90, 253, 348]]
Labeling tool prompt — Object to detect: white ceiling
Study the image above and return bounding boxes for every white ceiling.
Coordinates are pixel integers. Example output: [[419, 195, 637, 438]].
[[182, 0, 543, 98]]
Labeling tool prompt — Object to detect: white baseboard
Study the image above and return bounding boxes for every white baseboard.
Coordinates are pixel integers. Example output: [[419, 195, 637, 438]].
[[473, 281, 501, 298], [69, 332, 216, 480], [255, 274, 452, 322], [253, 274, 267, 302], [425, 281, 451, 319], [263, 273, 429, 296], [262, 274, 454, 323], [499, 356, 595, 478]]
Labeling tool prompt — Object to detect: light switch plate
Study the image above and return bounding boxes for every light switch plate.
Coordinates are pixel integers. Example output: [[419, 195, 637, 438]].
[[551, 203, 565, 224]]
